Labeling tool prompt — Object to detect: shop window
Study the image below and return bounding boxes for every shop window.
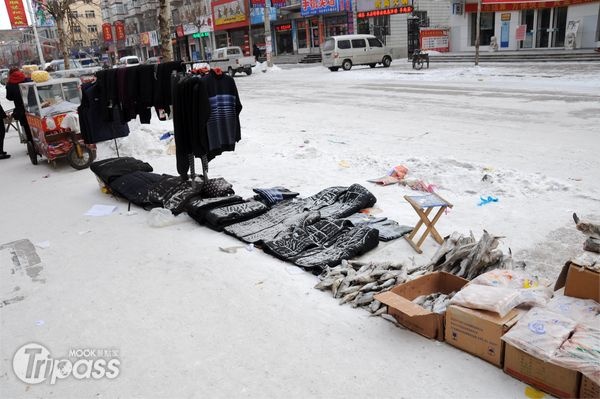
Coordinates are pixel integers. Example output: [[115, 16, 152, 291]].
[[470, 12, 495, 46], [298, 21, 307, 48], [373, 16, 390, 44], [357, 18, 369, 34]]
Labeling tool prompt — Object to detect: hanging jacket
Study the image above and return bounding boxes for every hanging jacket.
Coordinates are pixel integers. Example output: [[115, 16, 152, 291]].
[[172, 74, 211, 178], [202, 69, 243, 160], [78, 82, 130, 144]]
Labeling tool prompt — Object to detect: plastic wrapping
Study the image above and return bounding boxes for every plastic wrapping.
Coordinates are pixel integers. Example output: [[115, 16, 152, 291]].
[[552, 325, 600, 385], [467, 269, 553, 310], [501, 308, 577, 360], [449, 285, 523, 317], [545, 295, 600, 326]]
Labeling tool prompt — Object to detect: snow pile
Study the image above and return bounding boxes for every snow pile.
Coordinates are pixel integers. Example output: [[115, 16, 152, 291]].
[[96, 119, 172, 160]]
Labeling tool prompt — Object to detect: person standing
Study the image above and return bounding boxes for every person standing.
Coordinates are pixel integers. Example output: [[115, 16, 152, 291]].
[[0, 104, 9, 159], [5, 67, 33, 143], [253, 44, 261, 61]]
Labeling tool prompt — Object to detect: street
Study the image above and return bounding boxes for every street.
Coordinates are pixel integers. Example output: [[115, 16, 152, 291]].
[[1, 60, 599, 398]]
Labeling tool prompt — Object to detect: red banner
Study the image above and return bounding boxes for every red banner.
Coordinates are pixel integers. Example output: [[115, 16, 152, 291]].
[[102, 23, 113, 42], [357, 6, 413, 18], [176, 25, 184, 38], [115, 21, 126, 41], [466, 0, 598, 12], [4, 0, 28, 28]]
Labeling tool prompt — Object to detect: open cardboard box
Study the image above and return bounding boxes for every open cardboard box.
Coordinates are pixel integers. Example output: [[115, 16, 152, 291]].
[[580, 374, 600, 399], [503, 344, 580, 399], [445, 305, 524, 367], [554, 256, 600, 302], [375, 272, 468, 341]]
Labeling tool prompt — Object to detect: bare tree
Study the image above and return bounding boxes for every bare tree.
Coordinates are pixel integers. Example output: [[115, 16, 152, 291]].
[[158, 0, 173, 62], [40, 0, 76, 69]]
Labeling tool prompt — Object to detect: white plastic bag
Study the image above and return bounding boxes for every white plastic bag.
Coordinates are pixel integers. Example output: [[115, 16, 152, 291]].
[[552, 325, 600, 383], [501, 307, 577, 360], [469, 269, 553, 308], [449, 285, 523, 317], [545, 295, 600, 326], [147, 208, 185, 227]]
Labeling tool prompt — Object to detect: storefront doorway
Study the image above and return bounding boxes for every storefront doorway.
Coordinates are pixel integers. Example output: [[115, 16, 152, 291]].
[[311, 26, 320, 49], [520, 7, 568, 48]]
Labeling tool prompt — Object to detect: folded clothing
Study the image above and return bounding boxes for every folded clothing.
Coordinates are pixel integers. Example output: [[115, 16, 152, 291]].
[[109, 171, 163, 208], [253, 186, 299, 206], [90, 157, 153, 185], [344, 213, 412, 241], [226, 184, 377, 244], [204, 201, 268, 231], [263, 216, 379, 272], [185, 195, 245, 224]]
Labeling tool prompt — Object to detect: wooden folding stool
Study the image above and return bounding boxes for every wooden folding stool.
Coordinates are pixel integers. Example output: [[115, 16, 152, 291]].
[[404, 193, 453, 254]]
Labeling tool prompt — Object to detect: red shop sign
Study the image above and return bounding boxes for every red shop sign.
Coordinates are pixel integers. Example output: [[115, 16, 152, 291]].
[[275, 24, 292, 32], [176, 25, 184, 38], [102, 23, 113, 42], [115, 21, 126, 41]]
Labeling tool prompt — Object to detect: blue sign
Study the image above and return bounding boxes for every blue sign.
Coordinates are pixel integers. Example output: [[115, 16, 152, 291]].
[[250, 7, 277, 24], [301, 0, 351, 16]]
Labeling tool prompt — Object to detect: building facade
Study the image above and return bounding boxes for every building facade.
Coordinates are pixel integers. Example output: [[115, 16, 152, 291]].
[[447, 0, 600, 51], [66, 0, 104, 57]]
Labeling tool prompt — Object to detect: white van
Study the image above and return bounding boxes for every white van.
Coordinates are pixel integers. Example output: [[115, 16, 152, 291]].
[[321, 34, 392, 71]]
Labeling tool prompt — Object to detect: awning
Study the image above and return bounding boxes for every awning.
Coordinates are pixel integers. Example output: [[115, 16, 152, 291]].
[[465, 0, 598, 12]]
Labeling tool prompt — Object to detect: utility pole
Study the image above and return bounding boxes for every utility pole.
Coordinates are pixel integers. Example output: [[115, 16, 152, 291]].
[[263, 0, 273, 67], [474, 0, 481, 66], [25, 0, 45, 65]]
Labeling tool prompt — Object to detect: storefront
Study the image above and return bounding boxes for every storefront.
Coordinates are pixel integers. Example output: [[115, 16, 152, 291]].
[[355, 0, 413, 44], [274, 23, 293, 54], [212, 0, 250, 50], [298, 0, 354, 53], [448, 0, 600, 51]]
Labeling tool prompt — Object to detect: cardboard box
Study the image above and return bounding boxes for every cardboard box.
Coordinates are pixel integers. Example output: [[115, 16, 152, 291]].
[[503, 344, 580, 398], [554, 259, 600, 302], [580, 374, 600, 399], [375, 272, 468, 341], [445, 305, 523, 367]]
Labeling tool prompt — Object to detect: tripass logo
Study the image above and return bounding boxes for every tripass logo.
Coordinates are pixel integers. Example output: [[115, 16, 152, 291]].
[[13, 343, 120, 384]]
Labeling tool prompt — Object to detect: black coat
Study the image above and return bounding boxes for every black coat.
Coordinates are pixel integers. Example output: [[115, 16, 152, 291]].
[[5, 81, 26, 120]]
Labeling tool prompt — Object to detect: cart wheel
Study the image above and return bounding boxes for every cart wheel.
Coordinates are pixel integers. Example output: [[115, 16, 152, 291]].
[[414, 59, 424, 70], [245, 68, 252, 76], [67, 145, 93, 170], [27, 141, 38, 165]]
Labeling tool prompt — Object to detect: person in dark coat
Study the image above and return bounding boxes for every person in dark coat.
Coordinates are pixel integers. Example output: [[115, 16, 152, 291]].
[[5, 67, 33, 143], [253, 44, 261, 61], [0, 104, 9, 159]]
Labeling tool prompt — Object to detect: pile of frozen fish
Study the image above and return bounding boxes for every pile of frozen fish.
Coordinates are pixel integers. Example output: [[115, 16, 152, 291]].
[[574, 213, 600, 254], [427, 230, 521, 280], [412, 292, 456, 314], [315, 260, 407, 315]]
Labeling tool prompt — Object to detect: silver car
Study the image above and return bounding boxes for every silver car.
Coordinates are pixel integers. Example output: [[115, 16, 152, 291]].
[[322, 34, 392, 71]]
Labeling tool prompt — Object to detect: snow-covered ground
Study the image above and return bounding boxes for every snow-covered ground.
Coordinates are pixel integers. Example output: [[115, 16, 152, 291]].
[[1, 60, 599, 398]]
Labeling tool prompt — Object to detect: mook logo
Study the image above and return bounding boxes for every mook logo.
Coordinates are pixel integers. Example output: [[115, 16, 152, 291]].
[[13, 343, 120, 384]]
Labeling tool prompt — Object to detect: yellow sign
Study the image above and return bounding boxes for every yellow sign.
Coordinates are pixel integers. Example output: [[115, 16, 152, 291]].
[[501, 13, 511, 21]]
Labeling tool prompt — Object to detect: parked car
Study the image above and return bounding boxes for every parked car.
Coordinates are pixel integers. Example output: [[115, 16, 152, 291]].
[[145, 56, 162, 64], [210, 47, 255, 76], [118, 56, 140, 67], [0, 68, 9, 85], [44, 59, 83, 71], [78, 57, 101, 68], [321, 34, 392, 71]]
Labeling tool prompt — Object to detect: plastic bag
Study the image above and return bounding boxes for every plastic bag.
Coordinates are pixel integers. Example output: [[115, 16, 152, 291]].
[[552, 325, 600, 384], [469, 269, 553, 308], [147, 208, 186, 227], [470, 269, 550, 290], [449, 285, 523, 317], [545, 295, 600, 326], [501, 307, 577, 360]]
